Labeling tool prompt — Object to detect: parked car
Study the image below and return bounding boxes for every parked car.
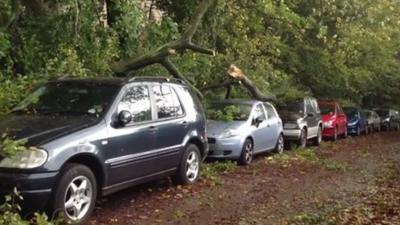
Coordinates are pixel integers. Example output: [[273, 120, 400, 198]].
[[362, 110, 381, 132], [374, 108, 400, 131], [206, 99, 284, 165], [343, 107, 368, 136], [318, 100, 348, 140], [0, 77, 208, 224], [278, 97, 323, 148]]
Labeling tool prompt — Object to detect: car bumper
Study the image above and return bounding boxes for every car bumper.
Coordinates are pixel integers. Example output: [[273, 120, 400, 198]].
[[0, 171, 58, 216], [283, 129, 302, 140], [207, 137, 244, 159], [322, 127, 335, 137], [347, 124, 359, 134]]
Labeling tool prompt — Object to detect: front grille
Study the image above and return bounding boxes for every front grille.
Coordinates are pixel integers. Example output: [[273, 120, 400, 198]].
[[207, 137, 216, 144]]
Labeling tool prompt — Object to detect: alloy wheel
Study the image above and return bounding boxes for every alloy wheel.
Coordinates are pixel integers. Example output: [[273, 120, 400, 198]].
[[276, 134, 284, 154], [64, 176, 93, 221], [300, 129, 307, 148], [244, 141, 253, 164], [185, 151, 200, 182]]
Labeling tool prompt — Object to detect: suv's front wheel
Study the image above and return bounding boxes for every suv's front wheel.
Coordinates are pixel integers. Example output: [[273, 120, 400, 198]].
[[312, 126, 322, 146], [173, 144, 201, 185], [51, 164, 97, 225]]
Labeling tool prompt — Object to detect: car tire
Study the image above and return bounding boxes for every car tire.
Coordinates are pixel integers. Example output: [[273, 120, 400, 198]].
[[298, 128, 307, 148], [356, 126, 361, 136], [50, 163, 97, 225], [312, 126, 322, 146], [238, 139, 254, 165], [332, 127, 338, 141], [395, 123, 400, 131], [364, 125, 369, 135], [342, 127, 348, 139], [172, 144, 201, 185], [274, 134, 285, 154]]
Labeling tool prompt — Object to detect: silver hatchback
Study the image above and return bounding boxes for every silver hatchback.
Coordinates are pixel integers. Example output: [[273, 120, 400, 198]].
[[206, 99, 284, 165]]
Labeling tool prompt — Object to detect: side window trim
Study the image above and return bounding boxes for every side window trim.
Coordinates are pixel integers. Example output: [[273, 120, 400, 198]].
[[116, 83, 154, 127], [151, 84, 186, 122]]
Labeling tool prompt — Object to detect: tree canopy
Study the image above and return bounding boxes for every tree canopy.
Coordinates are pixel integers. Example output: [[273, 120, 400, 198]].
[[0, 0, 399, 114]]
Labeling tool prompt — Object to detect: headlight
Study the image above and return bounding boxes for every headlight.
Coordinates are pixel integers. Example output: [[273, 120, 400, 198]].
[[323, 120, 334, 128], [284, 123, 299, 129], [0, 148, 48, 169], [220, 129, 239, 139], [383, 117, 390, 123], [348, 121, 357, 126]]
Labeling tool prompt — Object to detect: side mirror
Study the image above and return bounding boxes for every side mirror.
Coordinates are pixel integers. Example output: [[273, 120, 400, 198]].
[[307, 112, 315, 118], [253, 117, 264, 126], [256, 117, 264, 124], [118, 110, 132, 125]]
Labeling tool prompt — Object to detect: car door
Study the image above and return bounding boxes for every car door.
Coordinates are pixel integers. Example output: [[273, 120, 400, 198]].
[[105, 84, 157, 185], [149, 84, 189, 170], [305, 98, 318, 138], [337, 104, 347, 134], [251, 103, 269, 152], [264, 103, 281, 150]]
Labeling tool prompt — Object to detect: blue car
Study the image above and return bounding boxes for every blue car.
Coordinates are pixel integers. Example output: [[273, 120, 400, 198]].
[[343, 107, 368, 136]]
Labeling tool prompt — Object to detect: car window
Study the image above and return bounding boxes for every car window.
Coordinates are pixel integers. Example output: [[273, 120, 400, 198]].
[[153, 85, 184, 119], [310, 99, 320, 113], [118, 85, 152, 123], [338, 105, 344, 114], [254, 104, 266, 120], [306, 99, 314, 114], [319, 103, 335, 115], [264, 103, 277, 119]]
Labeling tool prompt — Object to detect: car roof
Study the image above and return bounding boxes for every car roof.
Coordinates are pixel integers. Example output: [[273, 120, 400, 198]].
[[214, 99, 264, 106], [50, 76, 186, 86]]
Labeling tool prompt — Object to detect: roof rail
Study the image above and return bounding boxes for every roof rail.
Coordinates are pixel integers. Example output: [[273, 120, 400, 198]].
[[128, 76, 186, 84]]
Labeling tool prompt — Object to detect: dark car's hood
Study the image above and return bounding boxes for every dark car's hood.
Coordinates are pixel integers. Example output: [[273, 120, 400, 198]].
[[347, 116, 359, 124], [0, 114, 100, 146], [279, 110, 303, 122]]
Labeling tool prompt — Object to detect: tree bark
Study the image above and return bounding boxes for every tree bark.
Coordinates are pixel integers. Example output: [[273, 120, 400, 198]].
[[227, 65, 276, 101], [111, 0, 216, 98]]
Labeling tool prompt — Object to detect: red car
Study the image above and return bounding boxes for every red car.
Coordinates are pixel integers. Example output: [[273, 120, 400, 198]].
[[318, 100, 348, 140]]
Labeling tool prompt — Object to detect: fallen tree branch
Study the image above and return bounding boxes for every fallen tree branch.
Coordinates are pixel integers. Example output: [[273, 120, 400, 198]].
[[160, 58, 203, 97], [227, 65, 276, 101], [111, 0, 215, 76], [201, 80, 237, 95]]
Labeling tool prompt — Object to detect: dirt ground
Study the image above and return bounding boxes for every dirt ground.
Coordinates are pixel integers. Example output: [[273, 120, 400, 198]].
[[89, 131, 400, 225]]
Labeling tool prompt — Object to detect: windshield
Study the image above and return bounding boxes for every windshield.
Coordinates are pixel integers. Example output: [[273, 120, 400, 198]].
[[375, 110, 389, 117], [207, 103, 252, 121], [343, 107, 358, 118], [279, 101, 304, 114], [12, 81, 120, 117], [319, 104, 335, 115]]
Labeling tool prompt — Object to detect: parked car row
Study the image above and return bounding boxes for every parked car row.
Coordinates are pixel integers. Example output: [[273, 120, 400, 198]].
[[0, 77, 399, 224], [206, 97, 400, 163]]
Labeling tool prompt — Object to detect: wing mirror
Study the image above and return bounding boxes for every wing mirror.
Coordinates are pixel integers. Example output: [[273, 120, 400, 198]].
[[307, 112, 315, 118], [252, 117, 264, 127], [118, 110, 132, 125]]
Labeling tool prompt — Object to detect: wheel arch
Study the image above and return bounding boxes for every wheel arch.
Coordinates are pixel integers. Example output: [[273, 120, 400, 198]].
[[63, 153, 106, 196], [187, 137, 206, 158]]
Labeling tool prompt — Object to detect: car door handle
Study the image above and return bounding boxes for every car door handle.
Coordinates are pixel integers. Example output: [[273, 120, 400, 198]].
[[181, 121, 189, 127]]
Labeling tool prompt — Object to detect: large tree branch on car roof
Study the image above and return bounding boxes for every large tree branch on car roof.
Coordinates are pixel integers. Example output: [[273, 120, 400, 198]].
[[200, 79, 240, 99], [227, 65, 276, 101], [160, 58, 203, 98], [111, 0, 216, 98]]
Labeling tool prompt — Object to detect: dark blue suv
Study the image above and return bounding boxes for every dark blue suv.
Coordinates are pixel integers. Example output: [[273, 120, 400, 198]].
[[0, 77, 208, 224]]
